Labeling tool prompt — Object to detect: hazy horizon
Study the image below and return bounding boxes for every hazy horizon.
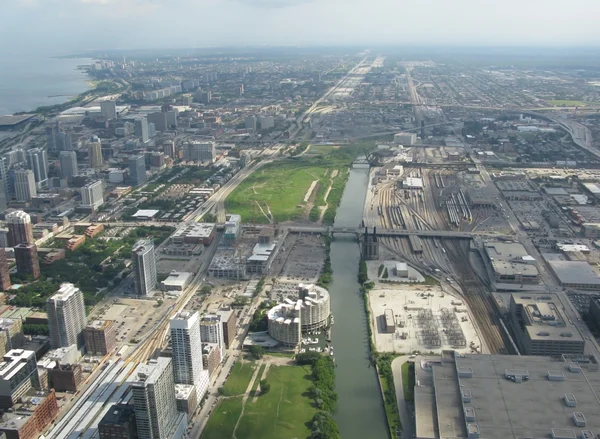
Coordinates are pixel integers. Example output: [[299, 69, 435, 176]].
[[2, 0, 600, 54]]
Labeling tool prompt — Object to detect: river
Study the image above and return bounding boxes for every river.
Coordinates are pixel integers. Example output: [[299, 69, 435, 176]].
[[330, 165, 389, 439]]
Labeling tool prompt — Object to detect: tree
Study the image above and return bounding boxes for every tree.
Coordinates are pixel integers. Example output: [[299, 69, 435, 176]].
[[200, 285, 212, 295], [259, 379, 270, 395], [249, 345, 265, 360]]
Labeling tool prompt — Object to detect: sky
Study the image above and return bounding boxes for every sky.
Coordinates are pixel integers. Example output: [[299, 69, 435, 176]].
[[1, 0, 599, 54]]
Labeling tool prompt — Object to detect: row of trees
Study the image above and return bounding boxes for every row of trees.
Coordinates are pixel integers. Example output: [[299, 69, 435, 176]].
[[358, 260, 368, 284], [317, 237, 332, 287], [307, 356, 340, 439]]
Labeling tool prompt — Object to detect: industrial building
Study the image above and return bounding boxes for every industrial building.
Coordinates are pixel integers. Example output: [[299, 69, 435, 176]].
[[84, 320, 117, 356], [401, 177, 424, 190], [46, 283, 87, 349], [394, 132, 417, 145], [160, 271, 192, 293], [582, 222, 600, 239], [483, 242, 540, 284], [508, 293, 585, 356], [131, 358, 187, 439], [267, 301, 302, 347], [298, 283, 331, 331], [543, 253, 600, 290], [413, 351, 600, 439], [171, 223, 215, 245], [0, 349, 40, 409]]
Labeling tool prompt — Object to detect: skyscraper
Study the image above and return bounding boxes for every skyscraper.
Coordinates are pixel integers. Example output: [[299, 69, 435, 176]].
[[80, 180, 104, 211], [132, 239, 157, 296], [0, 157, 9, 203], [14, 243, 40, 280], [88, 138, 104, 168], [170, 311, 209, 403], [59, 151, 78, 179], [129, 155, 146, 186], [100, 100, 117, 120], [14, 169, 37, 202], [0, 180, 7, 213], [0, 249, 11, 291], [26, 148, 48, 184], [135, 118, 149, 143], [182, 142, 215, 163], [147, 112, 167, 132], [46, 283, 87, 349], [132, 358, 186, 439], [6, 211, 33, 247], [163, 141, 176, 159]]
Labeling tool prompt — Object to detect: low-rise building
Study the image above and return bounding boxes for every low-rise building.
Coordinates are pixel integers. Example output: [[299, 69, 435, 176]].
[[160, 271, 192, 293], [174, 384, 198, 416], [98, 403, 138, 439], [0, 389, 58, 439], [0, 349, 40, 409], [47, 363, 82, 392], [484, 241, 540, 284], [509, 293, 585, 356], [65, 235, 86, 251], [202, 343, 222, 377], [171, 223, 215, 245], [543, 253, 600, 290]]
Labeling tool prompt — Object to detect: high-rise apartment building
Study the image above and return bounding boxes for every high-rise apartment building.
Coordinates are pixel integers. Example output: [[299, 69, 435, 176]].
[[163, 141, 176, 159], [84, 320, 117, 356], [199, 314, 224, 358], [182, 142, 215, 163], [80, 180, 104, 211], [59, 151, 78, 180], [88, 138, 104, 168], [129, 155, 146, 186], [6, 211, 33, 247], [132, 358, 186, 439], [26, 148, 48, 184], [0, 157, 9, 204], [46, 123, 72, 152], [165, 110, 178, 129], [0, 250, 10, 291], [14, 244, 40, 280], [170, 311, 209, 403], [100, 100, 117, 120], [133, 239, 157, 296], [14, 169, 37, 202], [135, 118, 149, 143], [46, 283, 87, 349]]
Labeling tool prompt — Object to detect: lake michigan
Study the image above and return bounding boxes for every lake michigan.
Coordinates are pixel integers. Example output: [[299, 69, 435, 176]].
[[0, 54, 94, 115]]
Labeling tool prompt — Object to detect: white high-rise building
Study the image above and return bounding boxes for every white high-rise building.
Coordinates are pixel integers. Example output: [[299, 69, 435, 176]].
[[133, 239, 157, 296], [170, 311, 209, 403], [182, 142, 215, 163], [14, 169, 37, 202], [88, 137, 104, 168], [80, 180, 104, 210], [132, 358, 187, 439], [59, 151, 78, 179], [100, 100, 117, 120], [26, 148, 48, 184], [46, 283, 87, 349], [199, 314, 224, 358]]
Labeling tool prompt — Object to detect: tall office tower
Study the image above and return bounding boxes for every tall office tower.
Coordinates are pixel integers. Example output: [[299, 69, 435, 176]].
[[201, 91, 211, 104], [46, 123, 71, 152], [6, 211, 33, 247], [0, 180, 7, 213], [100, 100, 117, 120], [147, 112, 167, 132], [163, 141, 175, 159], [80, 180, 104, 211], [88, 137, 104, 168], [14, 169, 37, 202], [129, 155, 146, 186], [182, 142, 215, 163], [132, 358, 186, 439], [170, 311, 209, 402], [26, 148, 48, 184], [46, 283, 87, 349], [14, 243, 40, 280], [5, 149, 25, 167], [59, 151, 78, 179], [58, 131, 73, 151], [244, 116, 256, 131], [237, 84, 244, 97], [134, 118, 149, 143], [165, 110, 178, 129], [0, 249, 11, 291], [132, 239, 157, 296]]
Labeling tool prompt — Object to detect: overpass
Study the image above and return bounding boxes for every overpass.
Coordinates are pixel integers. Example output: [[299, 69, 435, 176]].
[[287, 225, 513, 240]]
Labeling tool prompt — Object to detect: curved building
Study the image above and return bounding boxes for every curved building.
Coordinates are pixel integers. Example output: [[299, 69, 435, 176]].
[[298, 283, 331, 331], [267, 300, 302, 347]]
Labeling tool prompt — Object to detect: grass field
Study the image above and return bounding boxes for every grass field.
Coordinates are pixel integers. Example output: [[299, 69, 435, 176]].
[[308, 144, 339, 155], [201, 397, 244, 439], [222, 361, 256, 396], [401, 362, 415, 401], [235, 365, 315, 439]]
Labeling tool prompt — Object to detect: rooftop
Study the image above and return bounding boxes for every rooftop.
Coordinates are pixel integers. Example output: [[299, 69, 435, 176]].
[[543, 254, 600, 286], [98, 403, 136, 426], [172, 223, 215, 239], [418, 352, 600, 439], [85, 320, 113, 330]]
